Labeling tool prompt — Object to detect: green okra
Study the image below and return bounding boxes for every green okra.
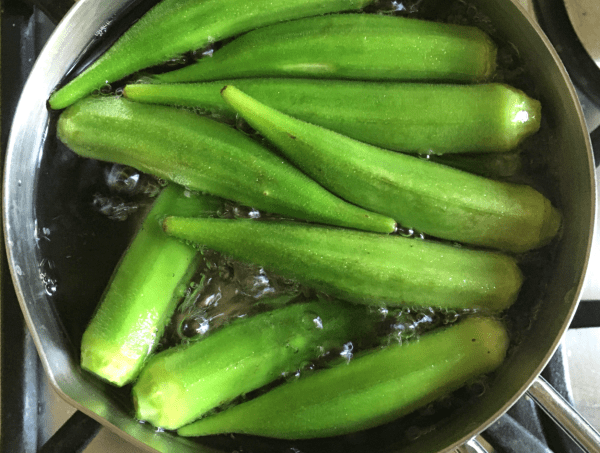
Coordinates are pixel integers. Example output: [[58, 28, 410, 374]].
[[132, 300, 382, 430], [429, 151, 524, 179], [221, 86, 560, 253], [178, 316, 509, 439], [124, 80, 540, 154], [162, 217, 523, 312], [80, 184, 222, 387], [48, 0, 375, 110], [154, 14, 497, 84], [57, 96, 396, 234]]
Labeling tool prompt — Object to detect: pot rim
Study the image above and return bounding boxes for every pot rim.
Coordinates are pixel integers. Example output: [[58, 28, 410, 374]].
[[2, 0, 596, 452]]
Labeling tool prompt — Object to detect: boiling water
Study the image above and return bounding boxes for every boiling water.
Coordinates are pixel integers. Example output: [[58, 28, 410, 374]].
[[37, 0, 561, 451]]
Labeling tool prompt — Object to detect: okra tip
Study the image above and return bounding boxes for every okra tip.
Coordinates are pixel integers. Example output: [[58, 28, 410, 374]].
[[162, 216, 197, 242], [538, 201, 562, 248], [162, 216, 202, 249], [48, 87, 70, 111], [162, 216, 175, 234]]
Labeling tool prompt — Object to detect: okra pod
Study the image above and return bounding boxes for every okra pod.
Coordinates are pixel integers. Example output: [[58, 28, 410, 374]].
[[178, 316, 509, 439], [48, 0, 375, 109], [124, 80, 540, 154], [155, 14, 497, 84], [162, 218, 523, 312], [221, 86, 560, 253], [80, 184, 222, 387], [429, 151, 523, 178], [132, 300, 382, 430], [57, 96, 396, 234]]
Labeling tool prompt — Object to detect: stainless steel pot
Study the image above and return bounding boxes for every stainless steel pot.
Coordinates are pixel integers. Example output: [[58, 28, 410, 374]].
[[2, 0, 597, 452]]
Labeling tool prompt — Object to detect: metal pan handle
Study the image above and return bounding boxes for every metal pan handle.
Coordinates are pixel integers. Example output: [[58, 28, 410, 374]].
[[455, 436, 492, 453], [526, 375, 600, 452], [456, 376, 600, 453]]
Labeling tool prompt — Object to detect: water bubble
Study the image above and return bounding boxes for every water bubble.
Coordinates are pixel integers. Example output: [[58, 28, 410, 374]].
[[392, 1, 406, 11], [106, 165, 140, 194], [397, 227, 415, 238], [197, 318, 210, 335], [232, 206, 244, 218], [467, 380, 487, 397], [405, 425, 422, 441], [378, 307, 389, 319], [301, 311, 321, 330], [44, 279, 58, 296], [98, 83, 112, 95], [415, 313, 433, 325], [386, 0, 422, 14], [180, 318, 200, 338], [165, 54, 188, 66], [340, 342, 354, 362], [466, 3, 478, 18], [393, 322, 406, 333], [313, 316, 323, 329], [134, 76, 155, 85], [201, 292, 221, 307], [92, 193, 139, 221]]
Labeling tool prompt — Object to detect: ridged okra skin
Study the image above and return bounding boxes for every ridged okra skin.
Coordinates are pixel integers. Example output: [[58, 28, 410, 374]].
[[132, 300, 381, 430], [221, 86, 560, 253], [48, 0, 375, 109], [155, 14, 497, 84], [80, 184, 222, 387], [56, 96, 396, 234], [162, 218, 523, 312], [124, 80, 540, 154], [178, 316, 509, 439]]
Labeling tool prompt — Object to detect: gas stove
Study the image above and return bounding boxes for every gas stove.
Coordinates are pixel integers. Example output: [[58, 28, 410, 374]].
[[1, 0, 600, 452]]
